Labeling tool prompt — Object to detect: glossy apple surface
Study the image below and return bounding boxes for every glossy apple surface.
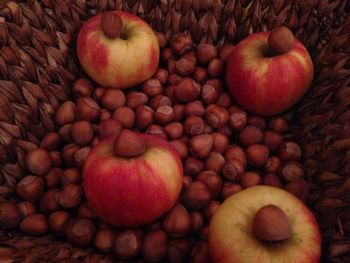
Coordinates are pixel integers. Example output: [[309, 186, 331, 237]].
[[209, 185, 321, 263], [226, 32, 314, 116], [83, 134, 183, 228], [77, 11, 159, 89]]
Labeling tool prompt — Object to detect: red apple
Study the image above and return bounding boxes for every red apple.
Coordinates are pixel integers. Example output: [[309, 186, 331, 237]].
[[209, 185, 321, 263], [77, 11, 159, 89], [226, 26, 314, 116], [82, 133, 183, 228]]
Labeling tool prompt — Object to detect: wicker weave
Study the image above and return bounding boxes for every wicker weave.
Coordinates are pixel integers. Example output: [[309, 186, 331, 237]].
[[0, 0, 350, 262]]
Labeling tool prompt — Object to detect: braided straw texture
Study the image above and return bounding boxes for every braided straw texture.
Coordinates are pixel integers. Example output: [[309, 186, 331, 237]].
[[0, 0, 349, 262]]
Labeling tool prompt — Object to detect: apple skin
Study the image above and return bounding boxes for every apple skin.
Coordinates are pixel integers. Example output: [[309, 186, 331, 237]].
[[226, 32, 314, 116], [82, 134, 183, 228], [209, 185, 321, 263], [77, 11, 159, 89]]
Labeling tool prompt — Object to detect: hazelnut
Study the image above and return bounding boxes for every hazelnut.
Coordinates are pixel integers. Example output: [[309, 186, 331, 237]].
[[61, 143, 80, 167], [112, 107, 135, 128], [240, 171, 261, 188], [211, 132, 229, 153], [19, 213, 49, 236], [194, 67, 209, 84], [268, 26, 294, 54], [206, 105, 229, 129], [154, 105, 175, 125], [184, 115, 205, 136], [74, 146, 91, 168], [262, 173, 282, 188], [219, 44, 234, 61], [284, 179, 309, 202], [196, 44, 217, 64], [48, 211, 70, 237], [77, 203, 98, 221], [215, 92, 233, 109], [0, 202, 21, 230], [49, 151, 62, 167], [279, 142, 302, 161], [100, 109, 112, 121], [201, 84, 218, 104], [62, 168, 81, 185], [170, 33, 192, 55], [205, 152, 225, 173], [57, 184, 83, 208], [190, 241, 210, 263], [142, 78, 164, 97], [269, 117, 289, 133], [229, 106, 247, 131], [184, 100, 206, 117], [182, 181, 211, 210], [98, 119, 122, 138], [58, 124, 72, 143], [222, 158, 245, 181], [146, 125, 168, 140], [25, 148, 52, 176], [101, 89, 126, 111], [17, 201, 37, 219], [184, 157, 204, 177], [238, 126, 264, 146], [55, 101, 76, 126], [175, 58, 195, 76], [16, 175, 45, 202], [221, 183, 242, 200], [65, 218, 96, 248], [161, 47, 175, 63], [208, 59, 224, 77], [45, 168, 63, 189], [280, 162, 305, 182], [170, 140, 188, 160], [135, 106, 154, 130], [76, 97, 101, 122], [263, 130, 284, 152], [174, 78, 201, 103], [189, 134, 213, 159], [245, 144, 270, 167], [191, 211, 204, 232], [154, 68, 169, 85], [142, 230, 168, 263], [173, 104, 185, 121], [164, 122, 184, 139], [168, 74, 183, 85], [196, 171, 223, 198], [253, 205, 292, 241], [40, 189, 60, 214], [40, 132, 61, 151], [224, 145, 247, 166], [114, 129, 146, 158], [265, 156, 282, 173], [202, 200, 221, 222], [126, 92, 149, 109], [95, 227, 115, 253], [71, 120, 94, 146], [163, 203, 191, 237], [72, 78, 93, 97]]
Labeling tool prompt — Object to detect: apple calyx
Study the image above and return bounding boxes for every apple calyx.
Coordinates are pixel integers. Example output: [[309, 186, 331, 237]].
[[253, 204, 292, 242], [267, 26, 294, 54], [100, 12, 123, 39], [114, 129, 146, 158]]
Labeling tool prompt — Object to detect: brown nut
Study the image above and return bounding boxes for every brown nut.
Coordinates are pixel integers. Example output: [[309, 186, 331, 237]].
[[163, 203, 191, 237], [184, 115, 205, 136], [142, 230, 168, 263], [40, 132, 61, 151], [193, 67, 209, 84], [58, 124, 72, 143], [224, 145, 247, 167], [93, 87, 105, 101], [40, 189, 60, 214], [77, 203, 98, 221], [222, 158, 245, 181], [154, 68, 169, 85], [183, 176, 193, 189], [0, 202, 21, 230], [219, 44, 235, 61], [71, 120, 94, 146], [205, 152, 225, 173], [135, 106, 154, 130], [72, 78, 93, 98], [16, 175, 45, 202], [55, 101, 76, 126], [114, 230, 141, 259], [62, 168, 81, 185], [280, 161, 305, 181], [154, 106, 175, 125], [184, 157, 204, 177], [175, 58, 195, 76], [211, 132, 229, 153], [17, 201, 37, 219], [61, 143, 80, 167], [65, 218, 96, 248], [263, 130, 284, 152], [191, 211, 204, 232], [114, 129, 146, 158], [201, 84, 218, 104], [183, 51, 198, 65], [76, 97, 101, 122], [238, 126, 264, 146], [161, 47, 176, 63], [142, 78, 164, 97], [164, 122, 184, 139], [245, 144, 270, 167], [189, 134, 213, 159], [170, 33, 192, 55], [208, 59, 224, 77], [206, 105, 229, 129], [168, 59, 177, 74], [240, 171, 261, 188], [126, 92, 149, 109], [48, 211, 70, 237], [221, 183, 242, 200], [101, 12, 123, 39], [74, 146, 91, 168], [196, 43, 217, 65], [146, 124, 168, 140], [26, 148, 52, 176], [49, 151, 62, 167], [268, 26, 294, 54], [215, 92, 233, 109], [168, 74, 183, 85], [182, 181, 211, 210], [174, 78, 201, 103], [279, 142, 302, 161], [229, 106, 248, 131], [170, 140, 189, 160], [184, 100, 206, 117], [19, 213, 48, 236], [173, 104, 185, 121], [190, 241, 210, 263], [45, 168, 62, 189], [57, 184, 83, 208], [284, 179, 309, 202], [269, 117, 289, 133], [265, 156, 282, 173], [112, 107, 135, 129], [101, 89, 126, 111], [262, 173, 282, 188], [95, 227, 115, 254], [98, 119, 122, 139], [196, 171, 223, 198]]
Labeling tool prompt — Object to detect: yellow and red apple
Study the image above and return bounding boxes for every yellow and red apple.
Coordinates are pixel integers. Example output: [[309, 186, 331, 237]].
[[77, 11, 159, 89], [209, 185, 321, 263], [226, 26, 314, 116], [82, 131, 183, 228]]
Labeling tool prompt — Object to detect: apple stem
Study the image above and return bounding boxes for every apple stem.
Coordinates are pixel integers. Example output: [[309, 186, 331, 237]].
[[100, 12, 123, 39]]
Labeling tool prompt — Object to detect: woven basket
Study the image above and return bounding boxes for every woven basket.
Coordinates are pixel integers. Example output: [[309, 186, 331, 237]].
[[0, 0, 349, 262]]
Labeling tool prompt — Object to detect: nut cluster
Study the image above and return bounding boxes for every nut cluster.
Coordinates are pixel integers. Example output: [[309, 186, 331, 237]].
[[0, 32, 308, 262]]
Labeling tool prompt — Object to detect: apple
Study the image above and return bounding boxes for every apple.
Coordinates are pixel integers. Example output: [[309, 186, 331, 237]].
[[226, 26, 314, 116], [82, 130, 183, 228], [77, 11, 159, 89], [209, 185, 321, 263]]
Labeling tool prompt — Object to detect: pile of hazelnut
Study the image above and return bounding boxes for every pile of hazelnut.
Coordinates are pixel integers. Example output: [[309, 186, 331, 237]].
[[0, 33, 309, 262]]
